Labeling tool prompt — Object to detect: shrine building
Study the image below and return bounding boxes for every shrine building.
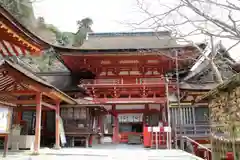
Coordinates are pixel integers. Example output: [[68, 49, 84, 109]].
[[53, 31, 202, 147]]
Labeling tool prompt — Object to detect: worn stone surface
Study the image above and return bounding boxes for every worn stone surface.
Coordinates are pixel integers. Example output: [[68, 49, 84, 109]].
[[0, 145, 202, 160]]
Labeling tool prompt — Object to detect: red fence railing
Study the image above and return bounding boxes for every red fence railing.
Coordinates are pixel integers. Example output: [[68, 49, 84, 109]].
[[80, 78, 177, 85]]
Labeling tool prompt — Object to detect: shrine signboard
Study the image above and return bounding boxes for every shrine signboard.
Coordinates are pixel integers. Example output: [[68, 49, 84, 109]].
[[0, 107, 12, 134], [118, 114, 143, 123]]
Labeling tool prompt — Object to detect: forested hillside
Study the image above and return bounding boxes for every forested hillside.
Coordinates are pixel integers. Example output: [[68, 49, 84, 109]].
[[0, 0, 93, 72]]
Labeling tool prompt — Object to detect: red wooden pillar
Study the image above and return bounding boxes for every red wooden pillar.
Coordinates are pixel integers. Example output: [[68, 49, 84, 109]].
[[17, 111, 22, 124], [112, 105, 119, 143], [33, 93, 42, 154], [97, 114, 103, 144], [143, 104, 149, 128], [143, 104, 150, 148], [88, 134, 93, 147], [13, 108, 22, 124], [55, 101, 60, 149]]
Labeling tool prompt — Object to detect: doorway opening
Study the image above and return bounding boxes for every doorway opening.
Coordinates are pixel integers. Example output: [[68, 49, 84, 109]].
[[119, 122, 143, 144]]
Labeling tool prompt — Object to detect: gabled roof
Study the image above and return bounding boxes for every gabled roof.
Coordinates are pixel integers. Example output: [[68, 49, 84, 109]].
[[80, 31, 180, 50], [53, 31, 199, 54], [1, 59, 77, 104], [180, 82, 217, 90], [183, 41, 236, 82], [196, 72, 240, 102]]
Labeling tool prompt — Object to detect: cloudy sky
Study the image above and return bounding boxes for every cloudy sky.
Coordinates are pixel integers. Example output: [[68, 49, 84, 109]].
[[32, 0, 240, 60], [33, 0, 143, 32]]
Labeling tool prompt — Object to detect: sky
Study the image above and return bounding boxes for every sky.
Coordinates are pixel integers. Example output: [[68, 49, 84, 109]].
[[32, 0, 240, 60], [33, 0, 142, 33]]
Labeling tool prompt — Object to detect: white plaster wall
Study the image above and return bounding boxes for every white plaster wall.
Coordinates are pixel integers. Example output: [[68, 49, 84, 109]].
[[104, 105, 112, 110], [149, 104, 161, 110], [169, 94, 178, 102], [116, 104, 145, 110], [119, 71, 128, 75]]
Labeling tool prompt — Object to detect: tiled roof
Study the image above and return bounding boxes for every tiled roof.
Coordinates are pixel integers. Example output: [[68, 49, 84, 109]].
[[36, 72, 86, 93], [183, 41, 236, 82], [196, 73, 240, 102], [180, 82, 217, 90]]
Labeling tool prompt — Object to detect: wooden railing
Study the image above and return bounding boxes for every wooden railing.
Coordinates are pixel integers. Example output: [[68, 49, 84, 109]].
[[175, 124, 240, 160], [175, 124, 211, 137], [182, 135, 212, 160], [80, 78, 177, 85]]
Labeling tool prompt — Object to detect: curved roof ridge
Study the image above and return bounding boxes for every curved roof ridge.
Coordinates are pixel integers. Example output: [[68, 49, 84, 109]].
[[0, 5, 50, 49], [87, 31, 171, 38]]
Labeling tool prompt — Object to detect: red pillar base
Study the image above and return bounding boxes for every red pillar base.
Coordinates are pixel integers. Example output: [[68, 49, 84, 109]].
[[31, 151, 40, 156], [112, 116, 119, 144], [88, 135, 93, 147], [53, 145, 61, 150], [226, 152, 234, 160], [2, 135, 9, 158], [112, 105, 119, 144]]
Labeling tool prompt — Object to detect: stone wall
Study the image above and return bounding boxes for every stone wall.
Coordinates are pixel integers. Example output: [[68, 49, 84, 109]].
[[209, 86, 240, 159], [209, 87, 240, 126]]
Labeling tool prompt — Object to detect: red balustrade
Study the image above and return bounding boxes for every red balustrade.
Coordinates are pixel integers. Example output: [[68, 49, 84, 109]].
[[80, 78, 177, 86], [183, 136, 212, 160]]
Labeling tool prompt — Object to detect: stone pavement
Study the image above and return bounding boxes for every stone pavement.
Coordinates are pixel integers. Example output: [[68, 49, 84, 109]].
[[0, 144, 203, 160]]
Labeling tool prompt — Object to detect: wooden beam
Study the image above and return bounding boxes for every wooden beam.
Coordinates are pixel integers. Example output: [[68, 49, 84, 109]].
[[92, 97, 166, 104], [48, 91, 76, 105], [11, 100, 57, 110], [42, 102, 56, 110], [61, 104, 103, 108], [0, 100, 16, 107], [11, 100, 36, 105], [170, 102, 192, 106], [2, 82, 15, 90], [43, 92, 59, 101], [0, 90, 37, 96], [3, 65, 50, 93]]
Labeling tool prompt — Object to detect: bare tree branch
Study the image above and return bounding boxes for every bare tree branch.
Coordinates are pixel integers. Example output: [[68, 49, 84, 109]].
[[126, 0, 240, 83]]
